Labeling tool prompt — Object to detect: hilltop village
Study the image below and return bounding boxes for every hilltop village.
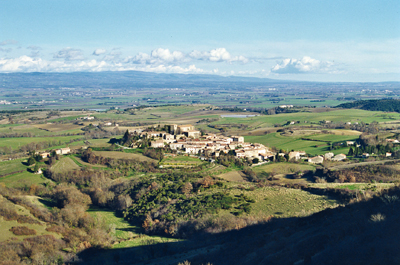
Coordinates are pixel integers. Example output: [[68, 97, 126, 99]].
[[127, 124, 352, 164], [128, 124, 274, 161]]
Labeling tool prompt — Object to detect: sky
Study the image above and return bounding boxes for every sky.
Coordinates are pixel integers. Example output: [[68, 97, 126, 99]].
[[0, 0, 399, 82]]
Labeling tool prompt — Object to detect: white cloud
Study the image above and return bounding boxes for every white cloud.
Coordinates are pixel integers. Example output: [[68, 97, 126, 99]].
[[189, 48, 248, 63], [53, 47, 84, 61], [125, 48, 186, 65], [151, 48, 185, 62], [0, 55, 207, 75], [271, 56, 334, 74], [0, 39, 18, 46], [92, 48, 106, 56], [125, 48, 248, 65]]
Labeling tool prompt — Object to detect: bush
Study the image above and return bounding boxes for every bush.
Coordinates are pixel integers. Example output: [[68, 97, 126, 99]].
[[10, 226, 37, 235]]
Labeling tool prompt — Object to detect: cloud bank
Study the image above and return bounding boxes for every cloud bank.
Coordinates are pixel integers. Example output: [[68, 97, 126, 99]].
[[271, 56, 334, 74]]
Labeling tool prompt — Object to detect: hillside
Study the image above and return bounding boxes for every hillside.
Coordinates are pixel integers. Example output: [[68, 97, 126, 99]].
[[77, 186, 400, 265], [336, 99, 400, 112]]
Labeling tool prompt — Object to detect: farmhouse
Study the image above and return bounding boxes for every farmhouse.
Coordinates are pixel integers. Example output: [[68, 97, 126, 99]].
[[289, 151, 306, 161], [60, 147, 71, 155], [324, 152, 334, 160], [40, 152, 50, 159], [332, 153, 346, 161], [308, 156, 324, 164]]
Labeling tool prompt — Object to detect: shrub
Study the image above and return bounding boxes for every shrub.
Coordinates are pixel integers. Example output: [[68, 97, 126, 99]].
[[10, 226, 37, 236]]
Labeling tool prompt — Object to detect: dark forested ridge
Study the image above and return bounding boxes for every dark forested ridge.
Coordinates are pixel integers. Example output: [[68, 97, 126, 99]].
[[336, 99, 400, 112]]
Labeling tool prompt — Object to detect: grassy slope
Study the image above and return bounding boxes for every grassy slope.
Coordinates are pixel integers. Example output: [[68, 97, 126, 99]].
[[87, 207, 181, 249], [51, 157, 80, 173], [253, 162, 315, 175], [0, 197, 60, 242]]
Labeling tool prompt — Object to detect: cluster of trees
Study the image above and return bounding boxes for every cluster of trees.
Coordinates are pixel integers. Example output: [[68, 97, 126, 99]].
[[336, 99, 400, 112], [313, 163, 400, 183], [143, 148, 164, 161], [123, 172, 254, 237], [216, 152, 251, 168], [0, 184, 114, 264], [348, 144, 393, 157]]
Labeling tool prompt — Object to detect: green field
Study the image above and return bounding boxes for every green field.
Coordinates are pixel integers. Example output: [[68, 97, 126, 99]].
[[161, 155, 203, 166], [93, 151, 157, 162], [245, 132, 354, 156], [210, 109, 400, 129], [0, 158, 28, 175], [51, 157, 80, 173], [88, 207, 181, 249], [0, 135, 84, 150], [0, 158, 51, 188], [213, 183, 340, 218], [0, 171, 50, 188], [253, 162, 315, 175]]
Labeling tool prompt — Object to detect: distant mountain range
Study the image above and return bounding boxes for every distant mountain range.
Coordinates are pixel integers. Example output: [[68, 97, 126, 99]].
[[0, 71, 290, 89], [1, 71, 399, 90]]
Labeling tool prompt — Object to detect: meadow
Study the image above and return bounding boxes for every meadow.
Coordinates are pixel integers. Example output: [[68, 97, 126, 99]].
[[50, 157, 80, 173], [252, 162, 315, 175], [88, 207, 181, 249], [210, 109, 400, 129], [0, 135, 83, 149], [245, 132, 354, 156]]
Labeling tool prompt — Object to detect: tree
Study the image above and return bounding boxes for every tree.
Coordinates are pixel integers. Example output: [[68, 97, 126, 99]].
[[348, 147, 354, 156], [27, 157, 35, 166], [34, 163, 40, 173]]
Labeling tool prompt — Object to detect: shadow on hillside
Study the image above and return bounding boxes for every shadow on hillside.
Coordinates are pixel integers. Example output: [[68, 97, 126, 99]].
[[75, 188, 400, 265]]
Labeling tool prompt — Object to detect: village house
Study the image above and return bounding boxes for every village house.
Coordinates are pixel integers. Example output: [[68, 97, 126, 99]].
[[151, 139, 165, 148], [40, 152, 50, 159], [177, 124, 195, 134], [324, 152, 334, 160], [332, 153, 346, 161], [232, 136, 244, 143], [185, 130, 201, 138], [60, 147, 71, 155], [308, 156, 324, 164], [289, 151, 306, 161]]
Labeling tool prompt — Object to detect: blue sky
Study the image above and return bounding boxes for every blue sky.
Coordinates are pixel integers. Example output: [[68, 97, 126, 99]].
[[0, 0, 399, 81]]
